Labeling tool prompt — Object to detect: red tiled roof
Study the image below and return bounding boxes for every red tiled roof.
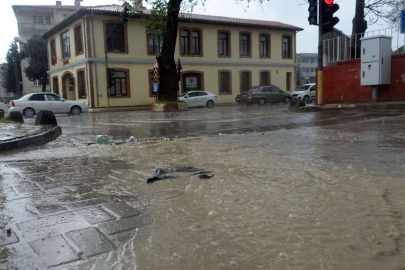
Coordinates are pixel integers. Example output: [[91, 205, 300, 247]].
[[83, 5, 302, 31], [42, 4, 302, 38], [182, 13, 302, 30], [12, 5, 81, 10]]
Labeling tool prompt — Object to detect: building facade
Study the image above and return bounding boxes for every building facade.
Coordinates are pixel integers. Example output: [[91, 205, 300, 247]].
[[42, 5, 302, 108], [296, 53, 317, 85], [13, 1, 82, 95]]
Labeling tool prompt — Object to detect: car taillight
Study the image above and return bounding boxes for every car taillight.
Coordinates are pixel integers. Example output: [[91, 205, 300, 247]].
[[215, 96, 217, 99], [248, 94, 254, 97], [11, 101, 15, 107]]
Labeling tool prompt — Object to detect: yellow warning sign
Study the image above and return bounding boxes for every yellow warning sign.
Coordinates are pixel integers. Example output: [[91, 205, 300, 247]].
[[153, 68, 159, 82]]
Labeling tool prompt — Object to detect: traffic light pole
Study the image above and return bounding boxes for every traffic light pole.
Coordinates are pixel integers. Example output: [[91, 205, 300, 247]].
[[317, 0, 324, 105]]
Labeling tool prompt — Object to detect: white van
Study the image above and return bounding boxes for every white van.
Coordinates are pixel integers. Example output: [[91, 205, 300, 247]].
[[291, 84, 316, 102]]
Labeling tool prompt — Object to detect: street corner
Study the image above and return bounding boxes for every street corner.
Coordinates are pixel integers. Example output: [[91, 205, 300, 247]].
[[0, 156, 153, 268]]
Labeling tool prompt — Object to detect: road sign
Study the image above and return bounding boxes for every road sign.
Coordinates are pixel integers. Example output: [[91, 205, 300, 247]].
[[153, 68, 159, 82], [152, 82, 159, 93], [153, 58, 159, 69], [401, 10, 405, 34]]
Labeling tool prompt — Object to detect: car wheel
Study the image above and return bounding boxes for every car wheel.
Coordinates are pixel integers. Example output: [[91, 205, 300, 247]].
[[206, 100, 215, 108], [70, 106, 82, 115], [23, 108, 35, 118], [0, 109, 4, 114], [303, 96, 310, 103], [258, 98, 265, 106], [284, 97, 291, 104]]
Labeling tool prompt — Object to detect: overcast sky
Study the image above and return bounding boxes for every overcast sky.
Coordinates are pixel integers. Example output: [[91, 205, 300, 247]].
[[0, 0, 399, 63]]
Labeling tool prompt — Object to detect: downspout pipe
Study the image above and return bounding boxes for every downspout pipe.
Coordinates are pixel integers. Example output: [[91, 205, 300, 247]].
[[91, 11, 100, 106], [82, 17, 90, 106]]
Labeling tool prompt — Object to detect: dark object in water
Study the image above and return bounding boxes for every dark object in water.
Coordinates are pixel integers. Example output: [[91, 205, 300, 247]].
[[9, 111, 24, 123], [289, 98, 306, 111], [35, 110, 58, 126], [191, 171, 215, 179], [198, 174, 214, 179], [147, 167, 214, 183]]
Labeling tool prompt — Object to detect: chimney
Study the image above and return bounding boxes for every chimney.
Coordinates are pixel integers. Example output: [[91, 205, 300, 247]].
[[56, 1, 62, 6], [74, 0, 82, 7], [134, 0, 143, 12]]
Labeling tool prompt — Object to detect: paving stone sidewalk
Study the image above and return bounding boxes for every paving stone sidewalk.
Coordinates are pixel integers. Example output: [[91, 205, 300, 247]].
[[0, 157, 152, 269]]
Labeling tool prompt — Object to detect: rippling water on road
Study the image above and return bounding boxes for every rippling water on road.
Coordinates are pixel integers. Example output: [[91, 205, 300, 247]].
[[2, 114, 405, 270]]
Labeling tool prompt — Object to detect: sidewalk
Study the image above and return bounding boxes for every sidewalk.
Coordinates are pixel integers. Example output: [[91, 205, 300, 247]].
[[300, 101, 405, 112]]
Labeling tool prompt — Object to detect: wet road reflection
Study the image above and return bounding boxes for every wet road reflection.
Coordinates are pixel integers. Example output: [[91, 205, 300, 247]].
[[1, 108, 405, 269]]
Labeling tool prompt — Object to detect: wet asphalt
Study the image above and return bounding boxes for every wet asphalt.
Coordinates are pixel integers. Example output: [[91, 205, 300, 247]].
[[22, 104, 403, 142], [2, 105, 405, 269]]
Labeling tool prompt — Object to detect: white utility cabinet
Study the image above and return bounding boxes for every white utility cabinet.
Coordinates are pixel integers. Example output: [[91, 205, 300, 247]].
[[360, 35, 392, 86]]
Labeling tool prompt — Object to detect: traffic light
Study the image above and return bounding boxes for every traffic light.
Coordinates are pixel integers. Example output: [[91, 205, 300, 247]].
[[308, 0, 318, 25], [122, 6, 129, 24], [107, 68, 116, 89], [323, 0, 339, 34]]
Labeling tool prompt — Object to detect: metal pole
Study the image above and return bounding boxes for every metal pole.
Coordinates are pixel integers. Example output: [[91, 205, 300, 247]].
[[317, 0, 324, 105], [105, 48, 110, 109], [397, 24, 400, 53], [372, 86, 378, 102]]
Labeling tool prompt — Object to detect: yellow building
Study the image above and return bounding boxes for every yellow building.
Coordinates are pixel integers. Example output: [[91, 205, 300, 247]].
[[42, 5, 303, 108]]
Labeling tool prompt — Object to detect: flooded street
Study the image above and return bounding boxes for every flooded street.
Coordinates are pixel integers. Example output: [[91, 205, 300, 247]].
[[1, 108, 405, 269]]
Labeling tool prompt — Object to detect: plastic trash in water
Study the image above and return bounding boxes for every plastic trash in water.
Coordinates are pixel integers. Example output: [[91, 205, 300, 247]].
[[130, 136, 136, 142], [96, 135, 109, 144]]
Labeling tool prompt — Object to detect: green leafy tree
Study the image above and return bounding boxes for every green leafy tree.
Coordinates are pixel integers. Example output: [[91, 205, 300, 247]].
[[0, 42, 22, 97], [20, 36, 49, 92], [123, 0, 269, 102]]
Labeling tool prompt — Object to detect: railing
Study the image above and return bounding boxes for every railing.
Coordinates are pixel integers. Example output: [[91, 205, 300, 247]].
[[323, 28, 405, 65]]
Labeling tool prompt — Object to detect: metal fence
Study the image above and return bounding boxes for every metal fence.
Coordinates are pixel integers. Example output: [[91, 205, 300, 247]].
[[323, 28, 405, 65]]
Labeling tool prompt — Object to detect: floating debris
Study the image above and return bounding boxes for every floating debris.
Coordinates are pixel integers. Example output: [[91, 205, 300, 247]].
[[147, 167, 215, 183]]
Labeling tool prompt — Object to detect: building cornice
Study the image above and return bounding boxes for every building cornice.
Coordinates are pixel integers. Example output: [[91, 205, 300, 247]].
[[47, 58, 298, 75]]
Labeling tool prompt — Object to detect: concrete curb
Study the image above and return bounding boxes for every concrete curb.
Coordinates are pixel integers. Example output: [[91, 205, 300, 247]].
[[299, 103, 405, 112], [0, 126, 62, 152]]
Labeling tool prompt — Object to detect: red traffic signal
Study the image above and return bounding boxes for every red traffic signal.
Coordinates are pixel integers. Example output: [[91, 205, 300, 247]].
[[322, 0, 339, 34]]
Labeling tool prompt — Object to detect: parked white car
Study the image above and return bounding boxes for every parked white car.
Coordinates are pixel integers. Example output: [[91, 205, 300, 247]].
[[291, 83, 316, 102], [9, 92, 89, 118], [178, 91, 218, 108], [0, 101, 9, 115]]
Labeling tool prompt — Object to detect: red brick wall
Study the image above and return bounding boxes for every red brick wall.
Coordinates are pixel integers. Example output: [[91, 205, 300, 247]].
[[319, 54, 405, 104]]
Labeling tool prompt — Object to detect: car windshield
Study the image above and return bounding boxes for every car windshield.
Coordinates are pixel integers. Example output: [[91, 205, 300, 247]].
[[247, 87, 261, 93], [181, 92, 191, 97], [297, 85, 312, 91]]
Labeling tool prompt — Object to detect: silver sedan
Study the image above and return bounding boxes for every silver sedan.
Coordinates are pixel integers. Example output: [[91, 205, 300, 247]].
[[9, 92, 89, 118], [178, 91, 218, 108]]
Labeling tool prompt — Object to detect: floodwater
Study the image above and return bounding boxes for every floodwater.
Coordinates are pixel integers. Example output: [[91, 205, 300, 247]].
[[2, 112, 405, 269]]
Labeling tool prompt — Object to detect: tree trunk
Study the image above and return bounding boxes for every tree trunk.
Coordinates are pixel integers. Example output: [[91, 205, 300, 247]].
[[157, 0, 182, 101], [41, 74, 48, 92], [351, 0, 368, 58]]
